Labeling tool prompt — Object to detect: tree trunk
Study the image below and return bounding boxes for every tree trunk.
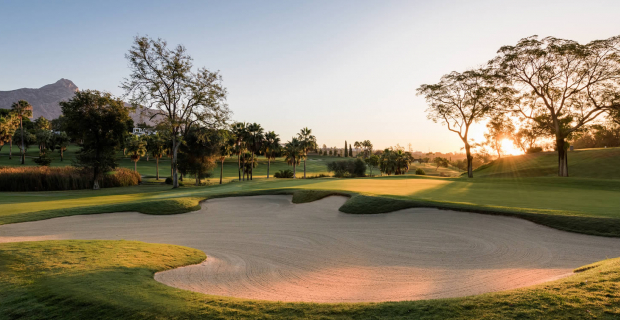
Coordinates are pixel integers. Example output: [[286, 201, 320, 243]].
[[303, 159, 307, 178], [172, 137, 180, 188], [134, 160, 137, 172], [238, 153, 241, 181], [60, 148, 64, 161], [196, 172, 200, 186], [465, 143, 473, 178], [146, 154, 149, 161], [156, 157, 159, 180], [250, 152, 254, 180], [267, 158, 270, 179], [93, 165, 100, 190], [242, 156, 246, 181], [557, 138, 569, 177], [20, 118, 24, 165], [9, 139, 12, 159], [293, 161, 297, 179], [220, 158, 224, 184]]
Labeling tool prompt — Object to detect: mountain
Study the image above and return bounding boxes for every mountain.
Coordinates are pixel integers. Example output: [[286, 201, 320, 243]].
[[0, 79, 158, 126]]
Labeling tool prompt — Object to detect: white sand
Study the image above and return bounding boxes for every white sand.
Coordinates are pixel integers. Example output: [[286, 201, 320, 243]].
[[1, 195, 619, 302]]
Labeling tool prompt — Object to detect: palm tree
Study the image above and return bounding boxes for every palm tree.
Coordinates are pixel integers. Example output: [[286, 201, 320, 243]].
[[247, 123, 264, 180], [297, 127, 317, 178], [148, 133, 168, 180], [231, 122, 247, 181], [283, 137, 303, 178], [262, 131, 281, 179], [11, 100, 33, 164], [127, 135, 147, 173], [218, 135, 234, 184]]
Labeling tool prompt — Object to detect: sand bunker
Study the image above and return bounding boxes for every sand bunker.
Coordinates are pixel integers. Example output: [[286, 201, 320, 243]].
[[1, 195, 620, 302]]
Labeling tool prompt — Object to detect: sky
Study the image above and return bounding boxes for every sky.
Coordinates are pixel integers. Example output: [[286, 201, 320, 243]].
[[1, 0, 619, 152]]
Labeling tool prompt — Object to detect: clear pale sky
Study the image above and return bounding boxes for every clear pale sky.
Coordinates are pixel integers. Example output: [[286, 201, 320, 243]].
[[1, 0, 619, 152]]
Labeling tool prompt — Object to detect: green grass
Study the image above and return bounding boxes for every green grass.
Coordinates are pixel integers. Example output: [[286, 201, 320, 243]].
[[474, 147, 620, 179], [2, 240, 620, 319]]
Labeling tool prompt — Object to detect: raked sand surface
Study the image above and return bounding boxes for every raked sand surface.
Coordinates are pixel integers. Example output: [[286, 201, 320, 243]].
[[1, 195, 620, 302]]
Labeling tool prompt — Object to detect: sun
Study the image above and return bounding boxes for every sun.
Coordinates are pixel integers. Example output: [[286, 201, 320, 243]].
[[500, 139, 523, 156]]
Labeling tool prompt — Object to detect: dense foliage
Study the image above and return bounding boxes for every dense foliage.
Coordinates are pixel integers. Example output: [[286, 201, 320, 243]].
[[0, 167, 140, 191], [326, 159, 366, 178]]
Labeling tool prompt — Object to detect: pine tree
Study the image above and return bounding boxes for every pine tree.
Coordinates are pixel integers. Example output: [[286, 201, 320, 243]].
[[345, 141, 348, 157]]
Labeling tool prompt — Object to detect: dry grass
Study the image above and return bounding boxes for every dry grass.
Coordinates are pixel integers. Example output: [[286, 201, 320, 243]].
[[0, 166, 141, 191]]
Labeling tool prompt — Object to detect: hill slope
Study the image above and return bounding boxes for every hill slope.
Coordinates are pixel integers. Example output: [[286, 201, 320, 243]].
[[0, 79, 158, 125], [0, 79, 77, 119], [474, 147, 620, 179]]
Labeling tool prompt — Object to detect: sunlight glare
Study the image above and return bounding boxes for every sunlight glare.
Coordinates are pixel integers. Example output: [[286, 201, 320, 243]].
[[500, 139, 523, 156]]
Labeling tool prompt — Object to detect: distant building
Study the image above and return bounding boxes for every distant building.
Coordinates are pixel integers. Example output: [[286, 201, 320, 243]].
[[132, 127, 156, 136]]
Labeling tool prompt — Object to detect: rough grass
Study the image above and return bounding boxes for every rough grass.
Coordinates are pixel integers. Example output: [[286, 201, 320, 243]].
[[0, 166, 141, 191], [2, 240, 620, 320]]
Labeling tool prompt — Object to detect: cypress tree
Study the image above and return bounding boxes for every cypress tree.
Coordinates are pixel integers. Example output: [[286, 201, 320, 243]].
[[345, 141, 348, 157], [349, 145, 352, 157]]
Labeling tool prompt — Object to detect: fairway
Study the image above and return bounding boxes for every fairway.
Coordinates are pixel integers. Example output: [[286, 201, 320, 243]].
[[2, 195, 620, 303]]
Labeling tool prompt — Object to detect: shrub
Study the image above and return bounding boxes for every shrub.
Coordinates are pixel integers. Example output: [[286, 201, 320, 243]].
[[305, 173, 330, 179], [527, 146, 543, 153], [415, 168, 425, 175], [0, 166, 141, 191], [165, 177, 173, 184], [327, 159, 366, 178], [32, 153, 52, 166], [274, 169, 294, 178]]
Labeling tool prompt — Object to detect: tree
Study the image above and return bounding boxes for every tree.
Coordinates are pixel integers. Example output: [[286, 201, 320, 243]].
[[418, 69, 506, 178], [513, 121, 547, 153], [52, 131, 70, 161], [34, 116, 50, 131], [433, 157, 450, 171], [344, 141, 348, 157], [491, 35, 620, 176], [262, 131, 281, 179], [379, 149, 413, 175], [365, 154, 379, 176], [0, 113, 18, 157], [123, 36, 229, 188], [35, 129, 53, 153], [177, 127, 219, 185], [483, 114, 515, 158], [218, 132, 234, 184], [297, 127, 317, 178], [231, 122, 247, 181], [147, 133, 169, 180], [247, 123, 264, 180], [11, 100, 33, 164], [354, 141, 361, 155], [349, 145, 353, 157], [61, 90, 131, 189], [283, 137, 303, 178], [127, 135, 147, 173]]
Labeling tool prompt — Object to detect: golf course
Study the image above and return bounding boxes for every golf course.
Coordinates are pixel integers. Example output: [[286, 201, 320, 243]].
[[2, 147, 620, 319], [2, 5, 620, 318]]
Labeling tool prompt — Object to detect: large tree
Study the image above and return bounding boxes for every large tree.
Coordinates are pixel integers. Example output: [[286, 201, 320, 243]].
[[297, 127, 317, 178], [61, 90, 131, 189], [491, 35, 620, 176], [418, 69, 506, 178], [11, 100, 32, 164], [123, 36, 229, 188], [0, 113, 18, 158]]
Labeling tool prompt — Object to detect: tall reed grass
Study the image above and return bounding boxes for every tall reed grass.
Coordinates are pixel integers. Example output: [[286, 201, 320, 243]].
[[0, 167, 141, 191]]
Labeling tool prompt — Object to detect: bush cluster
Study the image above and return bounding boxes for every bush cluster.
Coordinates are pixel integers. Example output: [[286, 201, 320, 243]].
[[274, 169, 294, 178], [415, 168, 425, 175], [0, 167, 141, 191], [326, 159, 366, 178]]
